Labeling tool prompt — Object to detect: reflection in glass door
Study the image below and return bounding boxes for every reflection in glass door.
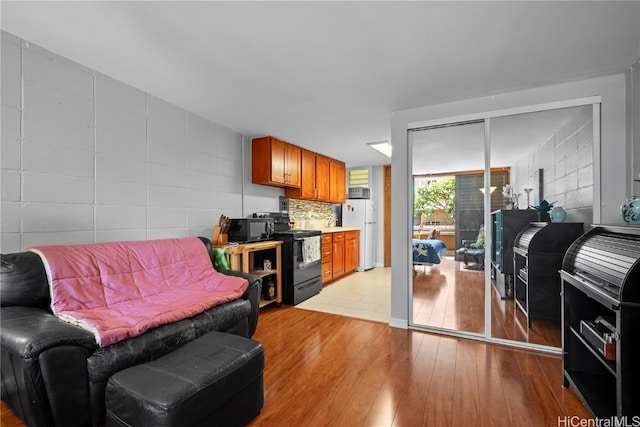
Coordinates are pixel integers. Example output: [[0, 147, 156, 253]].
[[409, 104, 597, 351], [410, 121, 486, 337], [489, 105, 594, 349]]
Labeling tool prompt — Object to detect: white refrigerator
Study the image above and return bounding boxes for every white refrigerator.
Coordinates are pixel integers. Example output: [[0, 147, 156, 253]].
[[342, 199, 376, 271]]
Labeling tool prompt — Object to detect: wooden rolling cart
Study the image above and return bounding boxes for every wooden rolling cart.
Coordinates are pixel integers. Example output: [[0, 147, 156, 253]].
[[220, 241, 283, 308]]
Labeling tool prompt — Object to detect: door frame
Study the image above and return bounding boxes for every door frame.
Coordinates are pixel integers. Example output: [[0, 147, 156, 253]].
[[384, 164, 391, 267], [406, 95, 602, 353]]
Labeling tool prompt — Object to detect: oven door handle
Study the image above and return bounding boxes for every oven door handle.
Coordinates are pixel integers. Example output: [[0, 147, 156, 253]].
[[294, 237, 305, 263]]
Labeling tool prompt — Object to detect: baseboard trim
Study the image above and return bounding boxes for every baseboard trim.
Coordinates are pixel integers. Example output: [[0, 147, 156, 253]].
[[389, 317, 408, 329]]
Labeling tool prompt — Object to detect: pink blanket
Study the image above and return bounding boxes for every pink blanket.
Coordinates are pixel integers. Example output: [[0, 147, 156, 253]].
[[29, 238, 248, 347]]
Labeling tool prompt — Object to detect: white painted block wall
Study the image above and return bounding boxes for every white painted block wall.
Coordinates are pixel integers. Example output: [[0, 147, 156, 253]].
[[1, 31, 244, 252], [511, 105, 594, 224]]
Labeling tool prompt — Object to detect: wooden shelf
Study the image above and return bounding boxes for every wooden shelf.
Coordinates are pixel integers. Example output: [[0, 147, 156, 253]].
[[250, 269, 278, 277], [259, 296, 278, 308], [218, 241, 283, 308]]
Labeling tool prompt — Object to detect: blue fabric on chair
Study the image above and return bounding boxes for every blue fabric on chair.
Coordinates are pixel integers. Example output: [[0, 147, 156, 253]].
[[412, 239, 448, 265]]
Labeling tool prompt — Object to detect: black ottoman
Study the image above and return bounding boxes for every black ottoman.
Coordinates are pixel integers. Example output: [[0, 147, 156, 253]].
[[105, 331, 264, 427]]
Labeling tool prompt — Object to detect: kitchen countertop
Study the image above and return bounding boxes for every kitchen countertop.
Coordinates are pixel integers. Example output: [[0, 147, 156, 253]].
[[315, 226, 360, 233], [291, 219, 360, 233], [290, 226, 360, 233]]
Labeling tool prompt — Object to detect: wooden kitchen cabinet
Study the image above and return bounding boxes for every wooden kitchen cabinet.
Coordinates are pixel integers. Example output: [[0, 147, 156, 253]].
[[252, 136, 301, 188], [321, 233, 333, 284], [253, 136, 344, 201], [329, 160, 346, 203], [322, 230, 359, 284], [332, 231, 345, 278], [285, 150, 330, 201], [345, 230, 360, 273], [315, 155, 330, 201]]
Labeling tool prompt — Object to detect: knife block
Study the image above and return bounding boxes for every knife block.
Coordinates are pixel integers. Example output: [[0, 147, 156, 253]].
[[212, 226, 228, 245]]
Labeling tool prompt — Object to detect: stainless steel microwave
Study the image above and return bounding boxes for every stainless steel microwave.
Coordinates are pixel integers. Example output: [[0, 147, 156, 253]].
[[227, 218, 274, 243]]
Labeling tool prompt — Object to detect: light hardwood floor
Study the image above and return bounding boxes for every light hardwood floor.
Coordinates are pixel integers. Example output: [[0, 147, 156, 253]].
[[0, 308, 591, 427], [299, 259, 560, 348], [413, 258, 562, 347], [248, 307, 589, 426], [1, 265, 588, 426]]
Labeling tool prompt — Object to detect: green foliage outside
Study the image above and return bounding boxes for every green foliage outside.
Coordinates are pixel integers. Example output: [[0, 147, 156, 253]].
[[414, 178, 456, 219]]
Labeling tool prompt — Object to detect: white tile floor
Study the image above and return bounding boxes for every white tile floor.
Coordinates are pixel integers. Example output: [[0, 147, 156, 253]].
[[295, 267, 391, 323]]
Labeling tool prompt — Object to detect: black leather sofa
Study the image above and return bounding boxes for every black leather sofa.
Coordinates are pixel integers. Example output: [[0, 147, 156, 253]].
[[0, 237, 262, 427]]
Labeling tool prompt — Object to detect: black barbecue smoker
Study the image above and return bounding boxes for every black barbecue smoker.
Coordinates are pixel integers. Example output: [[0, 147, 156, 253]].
[[560, 225, 640, 419]]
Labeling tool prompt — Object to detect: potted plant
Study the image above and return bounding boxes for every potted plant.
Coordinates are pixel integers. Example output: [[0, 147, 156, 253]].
[[532, 199, 555, 221]]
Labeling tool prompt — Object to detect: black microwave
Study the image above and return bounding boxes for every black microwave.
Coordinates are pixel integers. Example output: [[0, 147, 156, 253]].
[[227, 218, 274, 243]]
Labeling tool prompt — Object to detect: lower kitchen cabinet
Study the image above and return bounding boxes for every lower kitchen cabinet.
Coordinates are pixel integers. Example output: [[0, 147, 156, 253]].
[[345, 230, 360, 273], [332, 232, 345, 278], [322, 233, 333, 284], [321, 229, 360, 284]]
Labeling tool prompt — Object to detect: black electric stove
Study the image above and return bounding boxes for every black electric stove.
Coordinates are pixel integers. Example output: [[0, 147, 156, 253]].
[[254, 213, 322, 305]]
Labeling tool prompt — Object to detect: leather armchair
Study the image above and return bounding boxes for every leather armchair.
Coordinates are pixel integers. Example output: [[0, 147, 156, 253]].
[[456, 226, 485, 269]]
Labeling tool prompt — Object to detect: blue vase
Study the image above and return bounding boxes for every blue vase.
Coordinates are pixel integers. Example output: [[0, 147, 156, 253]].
[[620, 196, 640, 224], [550, 206, 567, 223]]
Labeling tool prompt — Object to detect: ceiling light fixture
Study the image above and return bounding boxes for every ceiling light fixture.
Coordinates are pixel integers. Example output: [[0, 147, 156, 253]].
[[367, 141, 392, 157]]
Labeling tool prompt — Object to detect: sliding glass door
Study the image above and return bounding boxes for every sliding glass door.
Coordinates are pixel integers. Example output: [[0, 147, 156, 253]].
[[408, 100, 599, 351], [410, 120, 486, 337], [488, 105, 595, 349]]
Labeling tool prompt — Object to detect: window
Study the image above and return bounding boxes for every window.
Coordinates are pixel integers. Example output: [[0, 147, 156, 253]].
[[348, 169, 369, 187]]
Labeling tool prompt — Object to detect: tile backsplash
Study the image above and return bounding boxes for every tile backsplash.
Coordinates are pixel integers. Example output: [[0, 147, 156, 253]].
[[288, 199, 335, 229]]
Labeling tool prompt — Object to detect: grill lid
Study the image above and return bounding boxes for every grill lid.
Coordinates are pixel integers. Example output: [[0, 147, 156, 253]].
[[562, 225, 640, 304], [515, 222, 584, 253], [515, 223, 545, 250]]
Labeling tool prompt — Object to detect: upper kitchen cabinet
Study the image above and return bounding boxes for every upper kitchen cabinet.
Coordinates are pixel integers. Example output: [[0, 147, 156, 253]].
[[329, 160, 346, 203], [315, 155, 331, 201], [285, 150, 330, 201], [252, 136, 301, 188], [252, 136, 345, 201]]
